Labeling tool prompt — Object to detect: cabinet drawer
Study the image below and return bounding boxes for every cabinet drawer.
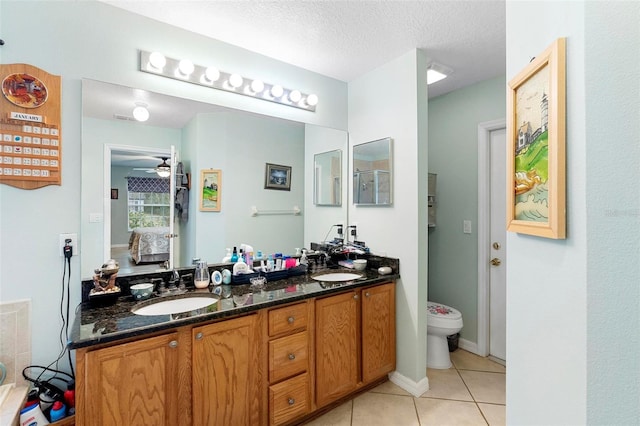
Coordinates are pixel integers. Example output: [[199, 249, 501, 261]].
[[268, 302, 308, 336], [269, 331, 308, 383], [269, 373, 310, 426]]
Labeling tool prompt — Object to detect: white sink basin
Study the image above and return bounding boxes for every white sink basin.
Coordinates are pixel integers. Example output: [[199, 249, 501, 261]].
[[311, 272, 363, 282], [132, 296, 218, 316]]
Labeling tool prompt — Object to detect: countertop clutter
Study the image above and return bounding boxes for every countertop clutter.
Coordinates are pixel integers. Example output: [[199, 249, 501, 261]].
[[69, 260, 399, 350]]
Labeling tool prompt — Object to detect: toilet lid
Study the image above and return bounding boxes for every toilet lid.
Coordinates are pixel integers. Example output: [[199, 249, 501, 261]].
[[427, 302, 462, 320]]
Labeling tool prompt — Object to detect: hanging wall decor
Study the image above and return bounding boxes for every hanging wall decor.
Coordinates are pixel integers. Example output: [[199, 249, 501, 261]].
[[200, 169, 221, 211], [507, 38, 566, 239], [0, 63, 62, 189]]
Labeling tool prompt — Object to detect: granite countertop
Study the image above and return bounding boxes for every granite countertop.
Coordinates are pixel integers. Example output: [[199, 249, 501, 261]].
[[69, 267, 399, 350]]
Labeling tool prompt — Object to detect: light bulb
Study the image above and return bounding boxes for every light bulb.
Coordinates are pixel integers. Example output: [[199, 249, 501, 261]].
[[203, 67, 220, 83], [132, 105, 149, 122], [270, 85, 284, 98], [148, 52, 166, 71], [288, 90, 302, 103], [250, 79, 265, 94], [306, 94, 319, 106], [177, 59, 194, 77], [229, 74, 243, 88]]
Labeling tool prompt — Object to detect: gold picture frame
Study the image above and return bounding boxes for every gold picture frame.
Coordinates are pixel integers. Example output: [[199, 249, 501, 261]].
[[200, 169, 221, 212], [507, 38, 566, 239]]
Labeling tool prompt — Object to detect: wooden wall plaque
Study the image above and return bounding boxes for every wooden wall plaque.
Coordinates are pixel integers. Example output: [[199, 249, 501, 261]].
[[0, 63, 62, 189]]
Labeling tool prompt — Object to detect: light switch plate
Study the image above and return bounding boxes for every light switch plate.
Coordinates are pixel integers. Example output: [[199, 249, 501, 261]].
[[463, 220, 472, 234]]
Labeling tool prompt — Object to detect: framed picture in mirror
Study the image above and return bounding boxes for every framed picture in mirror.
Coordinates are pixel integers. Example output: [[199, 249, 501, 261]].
[[200, 169, 221, 211], [264, 163, 291, 191]]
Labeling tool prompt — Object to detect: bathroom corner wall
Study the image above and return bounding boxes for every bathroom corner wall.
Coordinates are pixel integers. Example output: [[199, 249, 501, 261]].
[[0, 300, 31, 386], [427, 75, 506, 345]]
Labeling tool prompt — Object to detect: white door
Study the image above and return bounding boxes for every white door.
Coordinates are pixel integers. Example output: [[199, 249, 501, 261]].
[[489, 128, 507, 361]]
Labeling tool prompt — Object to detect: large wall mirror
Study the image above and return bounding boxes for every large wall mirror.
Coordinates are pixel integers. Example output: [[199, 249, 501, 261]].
[[81, 79, 347, 278], [353, 137, 393, 205], [314, 149, 342, 206]]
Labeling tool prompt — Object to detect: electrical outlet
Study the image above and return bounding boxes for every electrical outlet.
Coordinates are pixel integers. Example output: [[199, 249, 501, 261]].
[[59, 233, 77, 257]]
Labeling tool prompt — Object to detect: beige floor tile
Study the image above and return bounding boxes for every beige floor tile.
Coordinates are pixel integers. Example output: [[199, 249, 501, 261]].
[[451, 350, 505, 373], [352, 392, 419, 426], [421, 368, 473, 401], [478, 403, 505, 426], [458, 371, 505, 404], [415, 398, 487, 425], [370, 380, 412, 396], [305, 400, 353, 426]]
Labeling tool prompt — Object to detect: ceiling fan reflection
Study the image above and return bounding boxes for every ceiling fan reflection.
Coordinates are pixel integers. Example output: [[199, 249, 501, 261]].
[[133, 157, 171, 177]]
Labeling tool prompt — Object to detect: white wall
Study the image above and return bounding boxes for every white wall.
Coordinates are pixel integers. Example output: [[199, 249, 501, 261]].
[[304, 125, 349, 247], [348, 49, 429, 389], [428, 75, 506, 345], [0, 0, 347, 370], [506, 1, 588, 423], [175, 111, 306, 264], [584, 1, 640, 423]]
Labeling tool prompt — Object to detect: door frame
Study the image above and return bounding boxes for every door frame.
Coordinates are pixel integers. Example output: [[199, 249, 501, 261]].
[[103, 144, 173, 267], [477, 118, 506, 357]]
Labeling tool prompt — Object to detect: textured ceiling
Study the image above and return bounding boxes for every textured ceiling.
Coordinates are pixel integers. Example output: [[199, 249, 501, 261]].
[[102, 0, 506, 98]]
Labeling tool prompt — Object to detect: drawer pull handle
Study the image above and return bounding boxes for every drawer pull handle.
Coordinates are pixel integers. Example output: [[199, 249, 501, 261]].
[[365, 292, 370, 297], [288, 353, 296, 361], [288, 398, 295, 406], [287, 316, 295, 324], [169, 340, 178, 348], [195, 332, 203, 340], [353, 294, 359, 300]]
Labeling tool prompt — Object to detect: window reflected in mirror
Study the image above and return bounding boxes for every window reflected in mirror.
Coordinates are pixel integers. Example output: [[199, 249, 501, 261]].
[[353, 137, 393, 205], [314, 149, 342, 206]]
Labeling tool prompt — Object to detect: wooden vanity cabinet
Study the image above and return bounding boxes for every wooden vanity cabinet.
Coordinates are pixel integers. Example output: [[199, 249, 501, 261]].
[[266, 301, 313, 426], [78, 332, 182, 426], [361, 282, 396, 383], [192, 314, 262, 426], [315, 282, 395, 408]]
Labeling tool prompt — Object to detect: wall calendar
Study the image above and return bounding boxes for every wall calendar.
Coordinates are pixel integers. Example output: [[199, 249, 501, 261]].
[[0, 63, 62, 189]]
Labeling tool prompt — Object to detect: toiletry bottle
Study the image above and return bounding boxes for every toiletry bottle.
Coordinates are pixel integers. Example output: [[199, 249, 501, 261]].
[[267, 255, 274, 271], [49, 401, 66, 422], [222, 248, 232, 263], [230, 247, 238, 263]]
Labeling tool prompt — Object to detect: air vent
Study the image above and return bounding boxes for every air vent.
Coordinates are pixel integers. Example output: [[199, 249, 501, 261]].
[[113, 114, 135, 121]]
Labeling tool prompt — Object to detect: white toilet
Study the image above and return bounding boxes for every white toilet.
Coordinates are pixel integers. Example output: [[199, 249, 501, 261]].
[[427, 301, 463, 369]]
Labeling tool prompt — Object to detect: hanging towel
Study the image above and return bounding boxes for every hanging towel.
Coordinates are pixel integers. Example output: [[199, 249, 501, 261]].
[[174, 162, 189, 222]]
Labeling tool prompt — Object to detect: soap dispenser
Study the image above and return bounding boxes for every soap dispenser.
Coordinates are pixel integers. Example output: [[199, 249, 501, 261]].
[[221, 248, 232, 263]]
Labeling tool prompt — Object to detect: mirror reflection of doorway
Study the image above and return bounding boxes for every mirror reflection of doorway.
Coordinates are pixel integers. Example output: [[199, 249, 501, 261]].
[[107, 145, 175, 275]]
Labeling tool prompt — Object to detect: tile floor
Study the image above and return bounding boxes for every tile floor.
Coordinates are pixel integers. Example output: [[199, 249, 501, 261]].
[[306, 349, 505, 426]]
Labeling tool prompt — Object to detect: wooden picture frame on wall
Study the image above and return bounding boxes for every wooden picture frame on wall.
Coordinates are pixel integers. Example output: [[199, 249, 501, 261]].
[[507, 37, 566, 239], [264, 163, 292, 191], [200, 169, 221, 212]]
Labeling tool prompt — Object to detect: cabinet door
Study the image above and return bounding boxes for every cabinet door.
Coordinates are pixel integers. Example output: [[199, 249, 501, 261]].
[[192, 315, 260, 426], [315, 291, 359, 408], [83, 333, 179, 426], [362, 282, 396, 383]]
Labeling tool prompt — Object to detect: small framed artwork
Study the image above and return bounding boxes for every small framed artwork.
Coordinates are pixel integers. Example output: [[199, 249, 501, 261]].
[[507, 37, 566, 239], [264, 163, 292, 191], [110, 188, 118, 200], [200, 169, 221, 211]]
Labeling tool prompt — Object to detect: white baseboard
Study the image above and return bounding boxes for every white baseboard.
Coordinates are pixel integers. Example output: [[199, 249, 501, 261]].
[[388, 371, 430, 397], [458, 338, 481, 356]]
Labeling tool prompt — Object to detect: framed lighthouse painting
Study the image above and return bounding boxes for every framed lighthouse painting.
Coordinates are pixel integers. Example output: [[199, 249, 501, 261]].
[[507, 38, 566, 239]]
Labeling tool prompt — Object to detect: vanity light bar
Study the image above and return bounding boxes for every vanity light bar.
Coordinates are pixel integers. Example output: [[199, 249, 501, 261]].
[[139, 50, 318, 112]]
